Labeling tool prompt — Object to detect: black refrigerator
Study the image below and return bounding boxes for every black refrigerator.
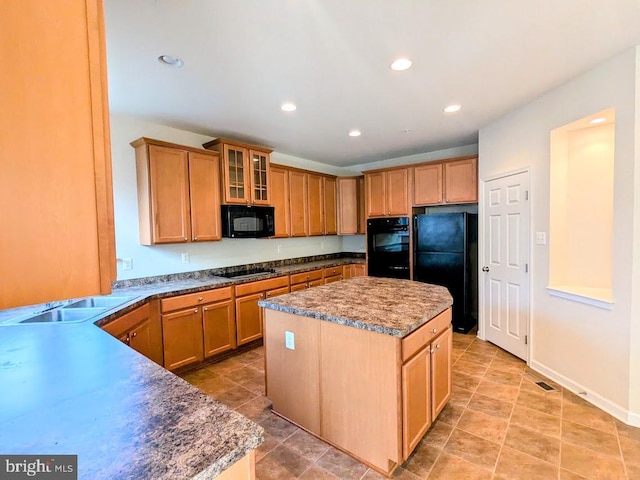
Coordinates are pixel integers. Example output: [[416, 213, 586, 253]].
[[413, 212, 478, 333]]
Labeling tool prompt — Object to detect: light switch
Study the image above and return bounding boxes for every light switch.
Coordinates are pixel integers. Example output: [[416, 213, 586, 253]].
[[181, 253, 190, 264], [277, 245, 283, 254], [122, 257, 133, 271], [285, 331, 295, 350], [535, 232, 547, 245]]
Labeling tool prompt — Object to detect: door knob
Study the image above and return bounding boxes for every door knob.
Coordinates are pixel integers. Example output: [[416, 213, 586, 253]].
[[482, 266, 490, 272]]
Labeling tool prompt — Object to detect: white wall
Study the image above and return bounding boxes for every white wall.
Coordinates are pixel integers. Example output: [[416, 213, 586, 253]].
[[110, 114, 347, 280], [478, 47, 638, 422]]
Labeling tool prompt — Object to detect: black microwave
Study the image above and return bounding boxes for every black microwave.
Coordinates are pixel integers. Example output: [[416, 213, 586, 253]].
[[221, 205, 275, 238]]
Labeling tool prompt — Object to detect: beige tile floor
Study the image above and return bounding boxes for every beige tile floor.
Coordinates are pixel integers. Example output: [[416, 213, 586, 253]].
[[180, 333, 640, 479]]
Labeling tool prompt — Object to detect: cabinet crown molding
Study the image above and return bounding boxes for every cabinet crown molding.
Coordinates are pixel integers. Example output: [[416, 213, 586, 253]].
[[202, 137, 273, 154], [130, 137, 219, 157]]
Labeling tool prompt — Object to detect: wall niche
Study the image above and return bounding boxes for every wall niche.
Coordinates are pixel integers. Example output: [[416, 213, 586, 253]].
[[548, 108, 615, 308]]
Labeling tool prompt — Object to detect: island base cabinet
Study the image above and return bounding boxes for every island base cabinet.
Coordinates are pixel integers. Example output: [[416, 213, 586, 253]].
[[216, 451, 255, 480], [402, 346, 431, 459], [431, 327, 453, 418], [264, 311, 321, 433]]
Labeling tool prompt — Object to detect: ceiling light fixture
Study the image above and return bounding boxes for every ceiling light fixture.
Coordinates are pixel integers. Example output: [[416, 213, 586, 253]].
[[390, 58, 412, 71], [348, 130, 362, 137], [157, 55, 184, 68], [444, 104, 461, 113], [589, 117, 606, 125], [281, 102, 297, 112]]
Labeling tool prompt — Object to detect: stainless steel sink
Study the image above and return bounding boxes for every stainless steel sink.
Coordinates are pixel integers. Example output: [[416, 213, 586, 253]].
[[64, 296, 135, 309], [20, 307, 106, 324], [16, 295, 136, 324]]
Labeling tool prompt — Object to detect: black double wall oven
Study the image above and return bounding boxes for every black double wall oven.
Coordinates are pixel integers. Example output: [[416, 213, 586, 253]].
[[366, 217, 410, 279]]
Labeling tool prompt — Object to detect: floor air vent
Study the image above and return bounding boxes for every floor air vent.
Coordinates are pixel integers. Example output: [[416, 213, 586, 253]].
[[536, 381, 555, 391]]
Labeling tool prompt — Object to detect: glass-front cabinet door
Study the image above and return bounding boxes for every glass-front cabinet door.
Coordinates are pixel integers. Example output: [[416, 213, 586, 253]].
[[250, 149, 270, 205], [223, 145, 249, 204]]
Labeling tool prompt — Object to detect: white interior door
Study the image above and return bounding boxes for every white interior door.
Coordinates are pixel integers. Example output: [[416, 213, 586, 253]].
[[482, 171, 530, 361]]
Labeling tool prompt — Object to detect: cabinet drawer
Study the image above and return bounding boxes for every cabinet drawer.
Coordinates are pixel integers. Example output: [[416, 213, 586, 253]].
[[402, 308, 452, 362], [324, 275, 342, 284], [103, 303, 150, 337], [161, 287, 233, 313], [265, 286, 290, 299], [235, 276, 289, 297], [290, 269, 323, 285], [323, 266, 342, 277]]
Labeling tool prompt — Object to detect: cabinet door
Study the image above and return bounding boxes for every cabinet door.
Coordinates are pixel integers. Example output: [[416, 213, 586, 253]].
[[222, 144, 250, 204], [2, 0, 115, 309], [365, 172, 386, 217], [270, 166, 291, 238], [149, 145, 191, 243], [324, 177, 337, 235], [351, 264, 366, 277], [188, 152, 221, 242], [337, 178, 358, 235], [128, 318, 152, 359], [402, 346, 431, 459], [343, 264, 353, 279], [289, 171, 309, 237], [203, 299, 236, 357], [444, 157, 477, 203], [308, 174, 324, 236], [413, 163, 443, 205], [358, 176, 366, 233], [386, 169, 409, 216], [431, 327, 452, 418], [250, 150, 270, 205], [162, 307, 204, 371], [236, 292, 265, 345]]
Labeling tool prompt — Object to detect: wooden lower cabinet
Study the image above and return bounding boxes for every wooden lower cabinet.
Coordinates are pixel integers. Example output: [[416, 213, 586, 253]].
[[102, 302, 163, 365], [160, 286, 235, 370], [235, 276, 290, 345], [343, 263, 366, 279], [217, 451, 256, 480], [323, 266, 343, 284], [289, 269, 324, 291], [264, 307, 452, 476], [203, 299, 236, 357]]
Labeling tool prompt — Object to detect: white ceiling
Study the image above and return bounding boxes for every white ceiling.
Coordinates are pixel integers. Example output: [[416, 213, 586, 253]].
[[104, 0, 640, 167]]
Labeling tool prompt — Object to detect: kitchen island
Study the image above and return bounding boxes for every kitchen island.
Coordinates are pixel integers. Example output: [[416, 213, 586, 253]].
[[258, 276, 454, 477]]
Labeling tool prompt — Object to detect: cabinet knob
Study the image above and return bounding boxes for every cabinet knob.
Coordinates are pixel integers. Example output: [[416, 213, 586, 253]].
[[184, 237, 188, 241], [431, 328, 437, 334], [203, 307, 208, 311], [194, 237, 198, 241], [266, 292, 271, 297], [194, 308, 198, 313], [198, 297, 203, 302], [131, 332, 137, 338], [435, 344, 441, 349], [124, 336, 130, 345]]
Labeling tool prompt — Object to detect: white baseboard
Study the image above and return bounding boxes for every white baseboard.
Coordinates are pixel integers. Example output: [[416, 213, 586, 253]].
[[530, 359, 640, 427]]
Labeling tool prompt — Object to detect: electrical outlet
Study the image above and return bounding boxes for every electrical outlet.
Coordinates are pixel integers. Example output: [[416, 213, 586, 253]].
[[285, 331, 295, 350], [181, 253, 190, 264], [535, 232, 547, 245], [122, 257, 133, 271], [320, 241, 325, 250], [277, 245, 283, 254]]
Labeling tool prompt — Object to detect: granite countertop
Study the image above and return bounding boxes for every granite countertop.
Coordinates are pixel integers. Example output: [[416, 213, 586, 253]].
[[0, 322, 263, 479], [258, 276, 453, 338], [0, 256, 364, 478]]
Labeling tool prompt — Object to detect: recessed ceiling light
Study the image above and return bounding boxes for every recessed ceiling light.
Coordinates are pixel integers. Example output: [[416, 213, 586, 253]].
[[590, 117, 606, 124], [348, 129, 361, 137], [281, 102, 297, 112], [444, 104, 461, 113], [390, 58, 412, 71], [402, 129, 412, 134], [158, 55, 184, 68]]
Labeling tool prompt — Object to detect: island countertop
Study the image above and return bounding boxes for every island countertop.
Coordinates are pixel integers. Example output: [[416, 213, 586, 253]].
[[258, 276, 453, 338]]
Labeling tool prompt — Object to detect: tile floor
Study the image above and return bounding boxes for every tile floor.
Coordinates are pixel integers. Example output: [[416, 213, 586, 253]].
[[180, 333, 640, 479]]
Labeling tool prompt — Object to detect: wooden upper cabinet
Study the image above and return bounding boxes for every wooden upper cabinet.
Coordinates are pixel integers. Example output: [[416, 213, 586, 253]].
[[413, 163, 443, 206], [323, 177, 337, 235], [203, 138, 272, 205], [132, 138, 221, 245], [188, 152, 221, 242], [358, 176, 366, 234], [308, 174, 324, 236], [337, 177, 359, 235], [444, 157, 478, 203], [1, 0, 116, 308], [365, 169, 409, 217], [289, 170, 309, 237], [365, 172, 386, 217], [270, 166, 291, 238]]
